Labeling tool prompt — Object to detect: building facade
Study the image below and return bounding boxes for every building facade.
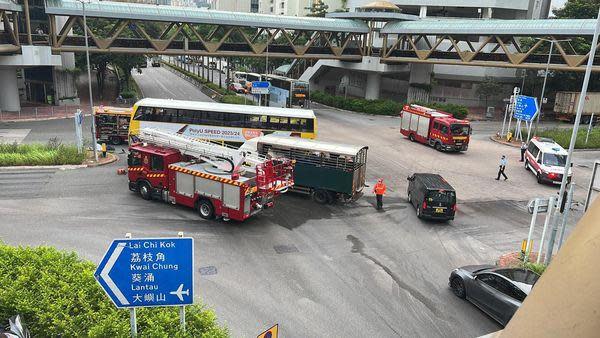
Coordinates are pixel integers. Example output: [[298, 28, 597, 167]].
[[302, 0, 553, 112]]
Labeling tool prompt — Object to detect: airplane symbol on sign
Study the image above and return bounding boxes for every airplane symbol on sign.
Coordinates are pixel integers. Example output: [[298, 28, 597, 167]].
[[169, 284, 189, 301]]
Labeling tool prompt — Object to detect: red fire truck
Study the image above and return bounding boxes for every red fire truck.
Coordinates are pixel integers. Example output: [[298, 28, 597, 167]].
[[399, 104, 471, 152], [94, 106, 132, 145], [127, 129, 294, 222]]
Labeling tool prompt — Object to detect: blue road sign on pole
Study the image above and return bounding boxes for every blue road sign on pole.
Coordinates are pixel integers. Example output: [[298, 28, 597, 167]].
[[94, 237, 194, 308], [251, 81, 270, 94], [513, 95, 539, 122]]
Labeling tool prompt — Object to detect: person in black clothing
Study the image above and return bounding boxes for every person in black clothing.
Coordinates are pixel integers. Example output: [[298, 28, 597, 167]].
[[520, 142, 527, 162]]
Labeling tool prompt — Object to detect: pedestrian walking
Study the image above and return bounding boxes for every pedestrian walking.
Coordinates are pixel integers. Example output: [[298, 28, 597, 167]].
[[496, 155, 508, 180], [520, 142, 527, 162], [373, 178, 387, 210]]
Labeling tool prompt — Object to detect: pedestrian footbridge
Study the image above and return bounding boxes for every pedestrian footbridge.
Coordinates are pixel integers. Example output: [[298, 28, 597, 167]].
[[0, 0, 599, 71]]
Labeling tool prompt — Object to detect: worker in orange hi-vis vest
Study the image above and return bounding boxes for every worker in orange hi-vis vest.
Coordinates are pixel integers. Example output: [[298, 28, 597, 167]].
[[373, 178, 387, 210]]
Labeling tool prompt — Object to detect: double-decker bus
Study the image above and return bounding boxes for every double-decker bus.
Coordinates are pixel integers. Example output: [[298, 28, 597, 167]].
[[129, 98, 317, 143], [264, 74, 310, 108], [233, 71, 262, 89]]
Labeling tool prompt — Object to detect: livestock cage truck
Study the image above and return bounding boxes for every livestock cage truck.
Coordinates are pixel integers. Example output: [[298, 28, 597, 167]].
[[400, 104, 471, 152], [127, 129, 294, 221]]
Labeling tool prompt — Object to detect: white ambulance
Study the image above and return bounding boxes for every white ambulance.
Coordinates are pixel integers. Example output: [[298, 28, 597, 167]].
[[524, 137, 572, 184]]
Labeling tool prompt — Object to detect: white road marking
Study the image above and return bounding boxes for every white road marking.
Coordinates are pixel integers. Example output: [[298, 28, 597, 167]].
[[0, 129, 31, 144]]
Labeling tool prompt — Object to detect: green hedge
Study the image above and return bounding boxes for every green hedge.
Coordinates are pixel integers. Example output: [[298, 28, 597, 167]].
[[221, 95, 255, 105], [0, 244, 229, 337], [311, 91, 470, 119], [164, 62, 236, 97], [536, 127, 600, 149], [412, 101, 469, 120], [311, 91, 403, 116], [0, 143, 85, 166]]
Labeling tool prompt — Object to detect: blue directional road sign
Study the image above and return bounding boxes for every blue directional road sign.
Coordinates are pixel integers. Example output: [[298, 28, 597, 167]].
[[513, 95, 539, 122], [251, 81, 270, 94], [94, 237, 194, 308]]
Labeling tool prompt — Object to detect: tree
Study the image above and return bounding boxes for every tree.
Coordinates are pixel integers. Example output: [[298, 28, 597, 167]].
[[111, 53, 146, 91], [476, 77, 503, 108], [306, 0, 329, 17], [553, 0, 600, 19]]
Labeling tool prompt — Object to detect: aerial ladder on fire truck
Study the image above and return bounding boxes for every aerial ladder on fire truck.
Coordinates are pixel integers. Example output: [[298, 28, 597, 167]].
[[137, 128, 267, 174]]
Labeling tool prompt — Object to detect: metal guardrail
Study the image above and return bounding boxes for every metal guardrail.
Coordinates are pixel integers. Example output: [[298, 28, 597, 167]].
[[162, 62, 223, 101], [0, 101, 136, 121]]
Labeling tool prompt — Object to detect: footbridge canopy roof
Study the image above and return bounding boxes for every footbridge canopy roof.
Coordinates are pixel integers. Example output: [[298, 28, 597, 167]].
[[45, 0, 370, 33]]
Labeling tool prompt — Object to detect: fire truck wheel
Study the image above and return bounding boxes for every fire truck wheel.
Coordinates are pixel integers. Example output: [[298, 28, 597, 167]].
[[312, 189, 331, 204], [109, 136, 121, 145], [138, 182, 152, 200], [409, 133, 415, 142], [197, 199, 215, 220], [434, 142, 442, 151]]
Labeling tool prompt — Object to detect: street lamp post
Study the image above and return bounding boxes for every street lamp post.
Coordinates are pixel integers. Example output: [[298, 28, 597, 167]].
[[78, 0, 98, 162], [545, 9, 600, 264], [533, 38, 571, 137]]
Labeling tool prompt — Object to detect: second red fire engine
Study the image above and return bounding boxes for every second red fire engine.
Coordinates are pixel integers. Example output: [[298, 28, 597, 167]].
[[400, 104, 471, 152]]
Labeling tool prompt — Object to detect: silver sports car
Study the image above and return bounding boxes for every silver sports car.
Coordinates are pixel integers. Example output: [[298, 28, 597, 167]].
[[449, 265, 540, 326]]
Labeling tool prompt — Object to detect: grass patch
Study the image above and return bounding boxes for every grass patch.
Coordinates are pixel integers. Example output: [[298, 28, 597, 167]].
[[0, 243, 229, 337], [0, 141, 85, 166], [537, 127, 600, 149]]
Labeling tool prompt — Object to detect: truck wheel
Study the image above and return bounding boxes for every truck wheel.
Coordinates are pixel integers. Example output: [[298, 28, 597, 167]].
[[313, 189, 330, 204], [409, 134, 415, 142], [197, 199, 215, 220], [109, 136, 121, 145], [138, 182, 152, 200], [435, 142, 442, 151], [537, 172, 543, 184], [524, 160, 529, 170], [408, 192, 412, 203]]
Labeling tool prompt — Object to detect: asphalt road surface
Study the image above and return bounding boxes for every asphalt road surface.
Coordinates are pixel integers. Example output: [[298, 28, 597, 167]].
[[0, 68, 596, 337]]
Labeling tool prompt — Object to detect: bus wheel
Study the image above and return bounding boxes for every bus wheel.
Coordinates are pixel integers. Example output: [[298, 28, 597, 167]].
[[110, 136, 121, 145], [312, 189, 330, 204], [435, 142, 442, 151], [138, 182, 152, 200], [409, 134, 415, 142], [197, 199, 215, 220]]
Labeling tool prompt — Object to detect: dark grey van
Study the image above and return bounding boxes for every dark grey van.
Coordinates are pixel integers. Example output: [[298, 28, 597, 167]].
[[407, 173, 456, 221]]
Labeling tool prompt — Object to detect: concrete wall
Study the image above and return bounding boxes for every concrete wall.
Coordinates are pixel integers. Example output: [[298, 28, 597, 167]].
[[214, 0, 251, 11], [498, 198, 600, 337]]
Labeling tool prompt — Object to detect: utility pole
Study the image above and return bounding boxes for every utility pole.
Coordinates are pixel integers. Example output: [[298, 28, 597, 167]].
[[78, 0, 98, 162], [546, 9, 600, 265]]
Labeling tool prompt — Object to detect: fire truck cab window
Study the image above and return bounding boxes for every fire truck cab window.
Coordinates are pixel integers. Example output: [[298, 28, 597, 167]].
[[433, 122, 440, 130], [128, 151, 142, 166], [150, 155, 164, 171], [440, 124, 449, 135]]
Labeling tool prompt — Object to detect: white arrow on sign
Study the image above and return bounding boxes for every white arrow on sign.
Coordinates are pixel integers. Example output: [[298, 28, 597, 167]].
[[100, 242, 130, 305]]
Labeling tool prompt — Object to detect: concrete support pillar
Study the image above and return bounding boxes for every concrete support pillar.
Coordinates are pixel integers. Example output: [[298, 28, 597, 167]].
[[419, 6, 427, 18], [407, 63, 433, 103], [365, 72, 381, 100], [0, 68, 21, 112], [484, 7, 493, 19]]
